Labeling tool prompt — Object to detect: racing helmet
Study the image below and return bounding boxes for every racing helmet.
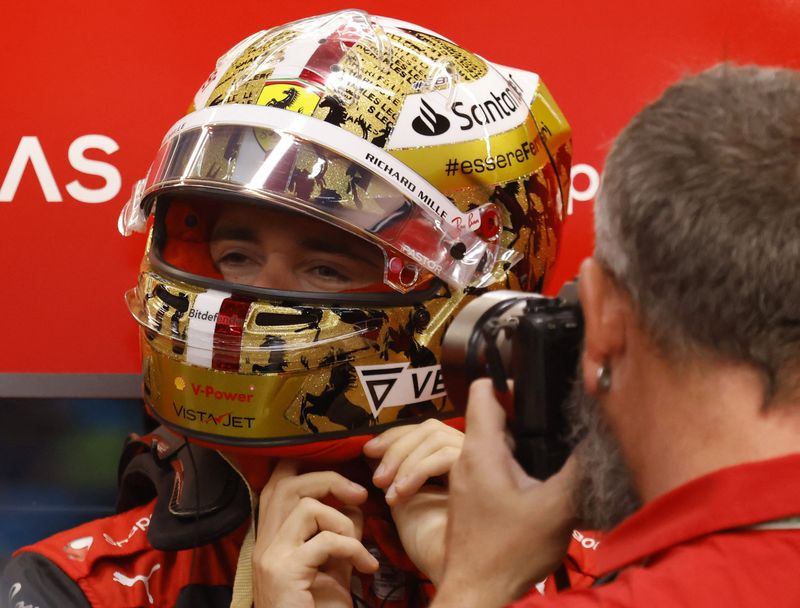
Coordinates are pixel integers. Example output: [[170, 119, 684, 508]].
[[119, 9, 572, 456]]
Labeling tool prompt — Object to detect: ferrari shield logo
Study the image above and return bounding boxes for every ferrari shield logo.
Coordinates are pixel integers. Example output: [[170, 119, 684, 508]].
[[257, 81, 322, 116]]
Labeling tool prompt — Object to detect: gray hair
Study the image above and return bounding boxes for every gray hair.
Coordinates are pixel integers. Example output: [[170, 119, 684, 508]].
[[595, 63, 800, 403]]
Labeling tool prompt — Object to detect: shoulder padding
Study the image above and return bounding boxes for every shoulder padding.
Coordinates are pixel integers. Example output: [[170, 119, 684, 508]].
[[116, 426, 250, 550], [2, 551, 92, 608]]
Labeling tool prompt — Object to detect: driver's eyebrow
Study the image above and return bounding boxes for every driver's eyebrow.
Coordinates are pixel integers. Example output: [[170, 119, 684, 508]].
[[301, 237, 383, 269], [211, 225, 258, 243]]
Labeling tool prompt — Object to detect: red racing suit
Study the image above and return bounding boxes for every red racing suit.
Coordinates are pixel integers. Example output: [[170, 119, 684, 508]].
[[1, 428, 435, 607]]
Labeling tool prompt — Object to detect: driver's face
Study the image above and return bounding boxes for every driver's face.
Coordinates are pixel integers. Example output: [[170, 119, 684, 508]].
[[209, 205, 384, 292]]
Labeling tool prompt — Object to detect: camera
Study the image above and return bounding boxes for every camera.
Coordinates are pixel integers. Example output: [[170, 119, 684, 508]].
[[441, 281, 583, 479]]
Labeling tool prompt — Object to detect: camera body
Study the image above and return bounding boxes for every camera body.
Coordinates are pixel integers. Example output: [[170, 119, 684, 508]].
[[441, 281, 583, 479]]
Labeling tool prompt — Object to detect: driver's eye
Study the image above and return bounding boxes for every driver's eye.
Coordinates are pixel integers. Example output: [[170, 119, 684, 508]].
[[311, 265, 348, 280], [217, 252, 253, 266]]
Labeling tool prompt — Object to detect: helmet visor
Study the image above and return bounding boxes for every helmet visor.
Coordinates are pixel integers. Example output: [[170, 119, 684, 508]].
[[153, 193, 404, 294], [137, 106, 502, 293]]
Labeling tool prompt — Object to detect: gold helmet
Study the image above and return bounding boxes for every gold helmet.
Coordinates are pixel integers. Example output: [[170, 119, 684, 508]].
[[118, 9, 571, 456]]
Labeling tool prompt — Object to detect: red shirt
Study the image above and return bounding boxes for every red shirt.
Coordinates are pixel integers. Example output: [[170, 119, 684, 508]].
[[513, 453, 800, 607]]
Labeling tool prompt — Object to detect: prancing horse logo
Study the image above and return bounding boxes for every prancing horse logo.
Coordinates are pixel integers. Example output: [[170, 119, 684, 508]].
[[257, 81, 322, 116]]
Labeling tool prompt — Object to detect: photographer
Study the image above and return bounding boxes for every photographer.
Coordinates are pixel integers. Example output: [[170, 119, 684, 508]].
[[432, 64, 800, 607]]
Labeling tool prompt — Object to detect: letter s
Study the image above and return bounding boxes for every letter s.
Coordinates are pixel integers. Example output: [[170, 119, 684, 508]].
[[66, 134, 121, 203]]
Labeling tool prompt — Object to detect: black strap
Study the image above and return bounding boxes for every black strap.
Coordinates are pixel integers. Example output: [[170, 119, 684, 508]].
[[553, 563, 572, 591]]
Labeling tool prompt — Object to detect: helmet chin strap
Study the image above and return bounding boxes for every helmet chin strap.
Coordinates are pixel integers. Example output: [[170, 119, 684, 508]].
[[210, 415, 468, 473], [214, 434, 375, 482], [216, 450, 257, 608]]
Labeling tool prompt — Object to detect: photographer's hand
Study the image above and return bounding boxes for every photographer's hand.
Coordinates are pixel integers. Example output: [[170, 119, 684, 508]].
[[432, 379, 578, 608]]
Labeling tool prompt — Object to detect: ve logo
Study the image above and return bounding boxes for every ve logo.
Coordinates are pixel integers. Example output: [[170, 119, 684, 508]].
[[356, 362, 447, 417], [411, 99, 450, 136]]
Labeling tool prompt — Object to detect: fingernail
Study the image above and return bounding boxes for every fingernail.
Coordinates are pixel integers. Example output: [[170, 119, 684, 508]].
[[394, 476, 407, 490], [386, 484, 397, 502], [373, 463, 386, 479], [349, 481, 366, 493], [364, 436, 381, 450]]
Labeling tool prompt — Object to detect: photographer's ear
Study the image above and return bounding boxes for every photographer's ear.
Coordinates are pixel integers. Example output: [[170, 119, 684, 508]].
[[578, 258, 627, 394]]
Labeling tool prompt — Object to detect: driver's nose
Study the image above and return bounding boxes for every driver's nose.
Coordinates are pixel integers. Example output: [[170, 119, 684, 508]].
[[247, 255, 301, 291]]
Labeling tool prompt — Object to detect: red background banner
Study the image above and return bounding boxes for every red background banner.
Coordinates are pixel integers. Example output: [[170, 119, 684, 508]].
[[1, 0, 798, 374]]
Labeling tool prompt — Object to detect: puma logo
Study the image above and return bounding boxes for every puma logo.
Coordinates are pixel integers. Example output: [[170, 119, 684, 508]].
[[112, 563, 161, 605]]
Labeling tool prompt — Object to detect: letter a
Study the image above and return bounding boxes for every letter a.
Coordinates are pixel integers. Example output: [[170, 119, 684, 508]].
[[0, 136, 62, 202]]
